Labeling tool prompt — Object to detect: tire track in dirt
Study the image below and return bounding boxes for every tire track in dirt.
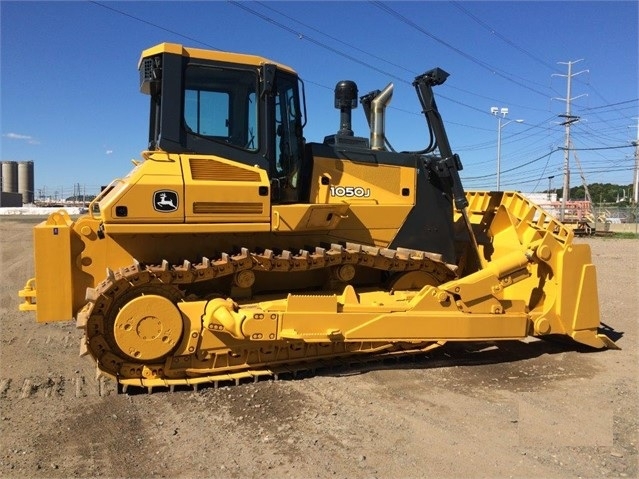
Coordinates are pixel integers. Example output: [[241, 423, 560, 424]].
[[0, 373, 116, 400]]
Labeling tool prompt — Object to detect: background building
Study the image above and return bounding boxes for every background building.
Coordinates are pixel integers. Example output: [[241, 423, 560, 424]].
[[0, 160, 35, 206]]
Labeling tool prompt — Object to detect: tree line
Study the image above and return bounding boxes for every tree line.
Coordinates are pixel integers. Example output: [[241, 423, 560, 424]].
[[554, 183, 635, 204]]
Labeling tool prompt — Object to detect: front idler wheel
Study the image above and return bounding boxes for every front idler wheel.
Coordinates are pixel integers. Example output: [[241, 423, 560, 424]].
[[112, 295, 184, 362]]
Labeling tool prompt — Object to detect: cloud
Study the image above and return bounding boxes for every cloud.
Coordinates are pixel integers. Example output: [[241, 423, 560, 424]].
[[3, 132, 40, 144], [105, 149, 114, 155], [5, 133, 32, 140]]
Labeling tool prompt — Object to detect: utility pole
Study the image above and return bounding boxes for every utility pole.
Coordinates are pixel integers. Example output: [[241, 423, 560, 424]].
[[553, 60, 588, 221], [634, 123, 638, 235], [633, 118, 638, 205]]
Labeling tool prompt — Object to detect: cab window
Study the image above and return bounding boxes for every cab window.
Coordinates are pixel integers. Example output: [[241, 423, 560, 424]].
[[184, 65, 258, 151]]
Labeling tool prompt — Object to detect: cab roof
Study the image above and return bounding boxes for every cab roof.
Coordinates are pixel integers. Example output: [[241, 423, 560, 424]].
[[139, 42, 297, 75]]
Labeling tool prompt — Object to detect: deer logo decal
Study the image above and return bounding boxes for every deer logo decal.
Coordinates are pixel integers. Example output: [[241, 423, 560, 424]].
[[153, 190, 179, 212]]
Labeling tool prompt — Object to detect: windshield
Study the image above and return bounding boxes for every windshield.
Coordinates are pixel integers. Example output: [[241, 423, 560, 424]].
[[184, 65, 258, 151]]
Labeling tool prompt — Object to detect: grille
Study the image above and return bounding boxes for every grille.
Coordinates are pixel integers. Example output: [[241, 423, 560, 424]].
[[190, 158, 261, 182], [193, 202, 263, 215]]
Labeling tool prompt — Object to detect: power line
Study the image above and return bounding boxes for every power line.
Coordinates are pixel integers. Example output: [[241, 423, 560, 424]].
[[260, 1, 553, 114], [232, 1, 518, 119], [255, 1, 416, 77], [449, 1, 560, 73], [581, 98, 638, 111], [559, 145, 634, 151], [229, 1, 408, 83], [463, 148, 559, 180], [371, 1, 552, 98], [454, 114, 558, 150], [89, 1, 222, 50]]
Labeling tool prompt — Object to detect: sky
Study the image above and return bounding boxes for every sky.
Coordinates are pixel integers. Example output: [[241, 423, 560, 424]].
[[1, 1, 638, 198]]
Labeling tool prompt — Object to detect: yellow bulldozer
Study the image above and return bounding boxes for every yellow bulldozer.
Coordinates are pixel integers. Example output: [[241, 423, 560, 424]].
[[19, 43, 616, 390]]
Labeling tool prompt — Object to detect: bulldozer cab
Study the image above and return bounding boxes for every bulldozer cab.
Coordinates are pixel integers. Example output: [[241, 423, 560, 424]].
[[139, 43, 306, 204]]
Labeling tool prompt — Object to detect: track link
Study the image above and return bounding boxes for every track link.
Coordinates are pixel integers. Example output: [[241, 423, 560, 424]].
[[77, 242, 458, 390]]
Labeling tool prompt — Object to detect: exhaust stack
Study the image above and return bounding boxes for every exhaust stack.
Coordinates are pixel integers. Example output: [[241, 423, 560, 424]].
[[370, 83, 393, 150]]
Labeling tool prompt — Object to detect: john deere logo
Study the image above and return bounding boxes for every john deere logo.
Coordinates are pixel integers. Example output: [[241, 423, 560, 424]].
[[153, 190, 179, 212]]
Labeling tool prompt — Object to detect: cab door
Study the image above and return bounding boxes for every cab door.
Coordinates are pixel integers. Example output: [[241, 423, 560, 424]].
[[269, 73, 305, 204]]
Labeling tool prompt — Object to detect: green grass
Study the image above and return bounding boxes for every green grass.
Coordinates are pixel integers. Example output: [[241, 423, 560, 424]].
[[612, 232, 639, 239]]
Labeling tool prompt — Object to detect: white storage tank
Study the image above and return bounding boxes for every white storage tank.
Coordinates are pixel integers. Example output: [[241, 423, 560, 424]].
[[1, 161, 19, 193], [18, 160, 35, 204]]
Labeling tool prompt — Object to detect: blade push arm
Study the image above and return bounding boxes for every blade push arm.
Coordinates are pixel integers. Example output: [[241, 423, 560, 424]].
[[414, 68, 482, 266]]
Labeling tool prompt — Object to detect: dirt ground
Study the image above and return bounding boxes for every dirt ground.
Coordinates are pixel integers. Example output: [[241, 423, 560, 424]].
[[1, 217, 637, 479]]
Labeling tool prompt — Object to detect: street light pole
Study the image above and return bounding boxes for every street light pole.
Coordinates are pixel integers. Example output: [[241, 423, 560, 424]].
[[497, 115, 503, 191], [491, 107, 524, 191]]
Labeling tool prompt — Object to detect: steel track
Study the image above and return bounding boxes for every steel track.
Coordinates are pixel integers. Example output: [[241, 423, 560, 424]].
[[77, 242, 458, 391]]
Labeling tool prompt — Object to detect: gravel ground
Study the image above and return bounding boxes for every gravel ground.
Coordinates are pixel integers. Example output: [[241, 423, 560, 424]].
[[1, 217, 637, 479]]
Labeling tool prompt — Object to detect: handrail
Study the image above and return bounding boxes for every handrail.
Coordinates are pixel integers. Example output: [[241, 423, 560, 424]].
[[88, 178, 124, 220]]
